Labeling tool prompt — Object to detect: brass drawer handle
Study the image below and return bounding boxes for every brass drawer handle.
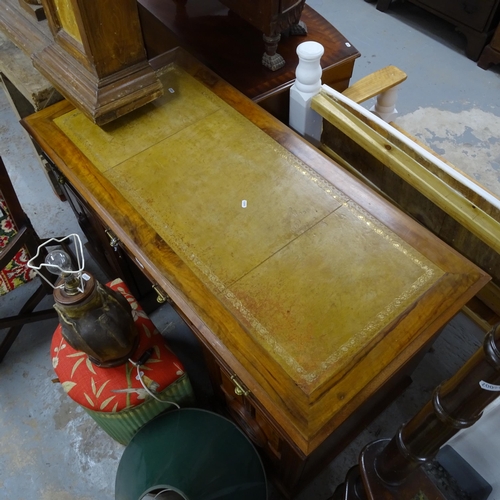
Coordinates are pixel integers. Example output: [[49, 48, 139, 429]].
[[230, 374, 251, 397], [152, 284, 171, 304], [105, 229, 119, 248]]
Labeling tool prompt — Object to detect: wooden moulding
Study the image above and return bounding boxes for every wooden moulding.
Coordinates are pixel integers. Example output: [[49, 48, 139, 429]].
[[0, 0, 163, 125], [32, 44, 163, 126], [30, 0, 163, 125]]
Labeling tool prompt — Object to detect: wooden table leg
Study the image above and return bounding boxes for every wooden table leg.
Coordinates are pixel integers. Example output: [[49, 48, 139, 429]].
[[262, 33, 285, 71]]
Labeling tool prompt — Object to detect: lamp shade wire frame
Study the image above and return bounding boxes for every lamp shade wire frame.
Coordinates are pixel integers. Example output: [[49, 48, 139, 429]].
[[27, 233, 86, 292]]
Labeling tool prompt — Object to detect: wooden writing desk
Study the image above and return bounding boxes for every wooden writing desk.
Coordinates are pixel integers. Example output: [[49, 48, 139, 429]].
[[22, 48, 489, 497]]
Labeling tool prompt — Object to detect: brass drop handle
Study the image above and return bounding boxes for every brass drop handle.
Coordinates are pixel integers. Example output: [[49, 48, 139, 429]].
[[230, 374, 251, 397], [105, 229, 119, 248], [152, 284, 171, 304]]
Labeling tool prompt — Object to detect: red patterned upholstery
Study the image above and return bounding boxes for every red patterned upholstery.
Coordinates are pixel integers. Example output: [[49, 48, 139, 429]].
[[51, 279, 186, 412], [0, 194, 35, 295]]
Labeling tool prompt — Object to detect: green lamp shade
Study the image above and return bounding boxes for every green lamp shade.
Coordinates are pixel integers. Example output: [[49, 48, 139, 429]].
[[115, 408, 268, 500]]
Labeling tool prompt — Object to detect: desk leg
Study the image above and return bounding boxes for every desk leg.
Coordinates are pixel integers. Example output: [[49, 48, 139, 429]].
[[376, 0, 392, 12], [290, 20, 307, 36], [478, 44, 500, 69]]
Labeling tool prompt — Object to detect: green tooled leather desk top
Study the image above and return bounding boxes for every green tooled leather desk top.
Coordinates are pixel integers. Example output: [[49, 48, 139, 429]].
[[55, 64, 442, 389]]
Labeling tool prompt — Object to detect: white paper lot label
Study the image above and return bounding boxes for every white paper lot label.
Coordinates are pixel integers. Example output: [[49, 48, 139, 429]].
[[479, 381, 500, 391]]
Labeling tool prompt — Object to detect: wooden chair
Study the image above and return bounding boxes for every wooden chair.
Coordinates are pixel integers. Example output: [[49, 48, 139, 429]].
[[0, 156, 58, 362]]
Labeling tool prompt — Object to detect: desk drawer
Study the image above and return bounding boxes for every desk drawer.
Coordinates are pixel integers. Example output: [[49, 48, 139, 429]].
[[207, 356, 284, 464], [42, 159, 158, 309]]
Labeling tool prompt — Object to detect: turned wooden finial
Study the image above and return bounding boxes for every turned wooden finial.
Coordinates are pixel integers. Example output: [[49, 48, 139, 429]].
[[289, 41, 324, 144]]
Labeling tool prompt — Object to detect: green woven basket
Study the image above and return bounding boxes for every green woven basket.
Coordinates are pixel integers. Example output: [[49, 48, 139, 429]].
[[84, 373, 195, 445]]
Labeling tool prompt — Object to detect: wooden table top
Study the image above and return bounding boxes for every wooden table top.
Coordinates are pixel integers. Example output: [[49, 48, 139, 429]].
[[23, 48, 489, 455]]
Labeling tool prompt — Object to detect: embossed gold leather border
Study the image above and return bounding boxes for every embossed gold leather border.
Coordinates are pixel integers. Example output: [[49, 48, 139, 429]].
[[55, 64, 443, 385]]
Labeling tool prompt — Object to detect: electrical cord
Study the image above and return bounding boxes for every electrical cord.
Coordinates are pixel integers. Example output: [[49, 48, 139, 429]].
[[154, 487, 176, 499], [128, 350, 180, 409]]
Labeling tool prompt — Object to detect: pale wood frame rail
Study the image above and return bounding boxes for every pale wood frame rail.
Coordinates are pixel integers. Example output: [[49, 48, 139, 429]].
[[311, 80, 500, 329], [312, 86, 500, 255]]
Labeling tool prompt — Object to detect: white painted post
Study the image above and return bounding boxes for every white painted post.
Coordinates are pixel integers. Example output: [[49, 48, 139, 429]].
[[370, 85, 399, 122], [289, 41, 324, 145]]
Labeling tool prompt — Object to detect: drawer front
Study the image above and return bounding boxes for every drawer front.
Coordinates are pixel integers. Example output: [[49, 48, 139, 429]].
[[47, 161, 161, 308], [413, 0, 499, 32], [216, 364, 284, 463]]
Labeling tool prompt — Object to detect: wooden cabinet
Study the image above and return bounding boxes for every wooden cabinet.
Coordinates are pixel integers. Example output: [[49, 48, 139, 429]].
[[34, 0, 163, 125], [218, 0, 307, 70], [22, 48, 489, 498], [375, 0, 500, 60], [478, 18, 500, 68], [0, 0, 162, 125]]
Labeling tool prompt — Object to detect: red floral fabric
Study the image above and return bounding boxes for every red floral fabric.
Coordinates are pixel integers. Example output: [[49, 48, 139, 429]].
[[0, 194, 35, 295], [51, 279, 185, 412]]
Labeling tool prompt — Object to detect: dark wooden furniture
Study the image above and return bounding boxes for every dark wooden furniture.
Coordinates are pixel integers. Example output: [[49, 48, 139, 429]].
[[373, 0, 500, 60], [40, 158, 161, 312], [217, 0, 307, 71], [478, 20, 500, 68], [22, 48, 489, 498], [138, 0, 360, 123], [0, 156, 58, 362], [0, 29, 64, 199], [331, 324, 500, 500], [18, 0, 46, 22], [31, 0, 163, 125]]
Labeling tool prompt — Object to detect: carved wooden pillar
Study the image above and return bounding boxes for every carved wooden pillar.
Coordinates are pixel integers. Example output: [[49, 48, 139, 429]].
[[332, 324, 500, 500], [34, 0, 163, 125]]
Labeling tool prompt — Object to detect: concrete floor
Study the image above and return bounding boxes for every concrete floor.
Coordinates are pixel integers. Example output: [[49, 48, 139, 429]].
[[1, 0, 500, 498]]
